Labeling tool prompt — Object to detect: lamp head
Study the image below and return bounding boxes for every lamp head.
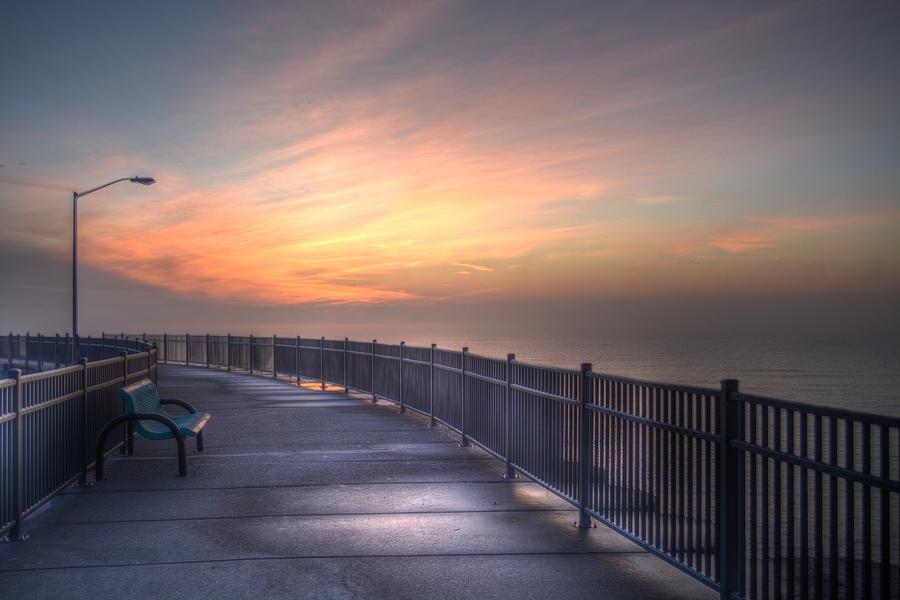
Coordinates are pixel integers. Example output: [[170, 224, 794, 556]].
[[130, 177, 156, 186]]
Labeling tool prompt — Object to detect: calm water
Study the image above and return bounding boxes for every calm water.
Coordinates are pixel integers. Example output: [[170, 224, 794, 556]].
[[3, 330, 898, 417], [377, 332, 900, 417]]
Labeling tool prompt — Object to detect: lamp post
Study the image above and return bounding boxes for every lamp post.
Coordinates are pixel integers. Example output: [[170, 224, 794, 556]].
[[71, 177, 155, 362]]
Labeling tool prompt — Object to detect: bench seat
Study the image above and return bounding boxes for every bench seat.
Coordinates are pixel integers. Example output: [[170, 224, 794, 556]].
[[139, 410, 211, 440]]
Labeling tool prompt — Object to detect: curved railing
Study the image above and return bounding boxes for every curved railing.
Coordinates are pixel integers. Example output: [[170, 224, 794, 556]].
[[0, 336, 157, 539], [143, 332, 899, 600], [2, 331, 898, 599], [0, 333, 152, 377]]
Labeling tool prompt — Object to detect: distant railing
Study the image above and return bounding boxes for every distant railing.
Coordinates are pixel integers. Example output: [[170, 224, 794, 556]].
[[0, 335, 157, 539]]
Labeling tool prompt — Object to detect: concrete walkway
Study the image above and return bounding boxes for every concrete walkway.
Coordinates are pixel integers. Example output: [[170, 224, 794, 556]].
[[0, 365, 716, 599]]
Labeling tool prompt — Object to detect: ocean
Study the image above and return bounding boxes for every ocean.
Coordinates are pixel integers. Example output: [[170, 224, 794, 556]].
[[334, 331, 900, 417]]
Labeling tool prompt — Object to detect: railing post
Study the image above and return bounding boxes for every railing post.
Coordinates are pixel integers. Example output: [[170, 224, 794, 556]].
[[295, 336, 301, 385], [504, 353, 516, 478], [227, 334, 232, 371], [206, 333, 210, 369], [6, 332, 12, 371], [24, 331, 29, 375], [249, 334, 254, 374], [343, 337, 349, 392], [37, 333, 43, 372], [718, 379, 741, 600], [77, 358, 89, 484], [429, 344, 437, 427], [575, 362, 594, 528], [10, 368, 24, 539], [320, 337, 325, 390], [185, 332, 190, 366], [460, 347, 469, 447], [55, 333, 60, 368], [399, 341, 406, 413], [163, 333, 168, 364], [273, 335, 278, 378], [371, 339, 377, 403], [121, 351, 131, 454]]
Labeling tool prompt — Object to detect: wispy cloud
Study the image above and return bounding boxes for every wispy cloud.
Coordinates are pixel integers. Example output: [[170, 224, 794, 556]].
[[2, 1, 898, 306]]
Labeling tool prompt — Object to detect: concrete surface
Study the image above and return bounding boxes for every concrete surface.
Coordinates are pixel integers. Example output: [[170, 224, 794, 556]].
[[0, 365, 717, 599]]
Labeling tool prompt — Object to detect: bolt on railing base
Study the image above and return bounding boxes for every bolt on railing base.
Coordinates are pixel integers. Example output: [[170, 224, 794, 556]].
[[572, 515, 595, 529]]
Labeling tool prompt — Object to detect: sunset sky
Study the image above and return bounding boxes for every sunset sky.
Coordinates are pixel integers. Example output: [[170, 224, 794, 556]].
[[1, 1, 898, 338]]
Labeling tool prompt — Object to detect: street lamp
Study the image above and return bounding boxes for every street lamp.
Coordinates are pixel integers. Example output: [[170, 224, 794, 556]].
[[71, 177, 155, 362]]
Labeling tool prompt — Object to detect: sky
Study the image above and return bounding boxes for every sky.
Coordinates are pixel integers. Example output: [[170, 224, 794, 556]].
[[1, 1, 899, 340]]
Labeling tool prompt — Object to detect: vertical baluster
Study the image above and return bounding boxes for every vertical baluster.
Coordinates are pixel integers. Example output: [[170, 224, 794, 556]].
[[662, 388, 670, 554], [430, 344, 438, 428], [706, 393, 714, 579], [787, 410, 795, 599], [718, 380, 741, 600], [878, 425, 890, 600], [398, 341, 405, 413], [460, 347, 469, 447], [774, 406, 782, 598], [862, 422, 871, 599], [686, 391, 694, 567], [343, 338, 349, 392], [845, 420, 855, 598], [800, 411, 809, 599], [295, 336, 301, 386], [828, 417, 838, 600], [121, 351, 130, 453], [814, 414, 824, 599], [78, 358, 89, 482], [10, 369, 22, 539], [762, 403, 770, 598], [319, 337, 324, 390], [749, 399, 758, 599], [638, 384, 647, 544], [371, 340, 377, 403], [271, 336, 276, 378]]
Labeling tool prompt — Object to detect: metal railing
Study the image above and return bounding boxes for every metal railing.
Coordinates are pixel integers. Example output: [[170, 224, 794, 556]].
[[0, 336, 157, 539], [148, 332, 899, 600], [3, 331, 898, 599]]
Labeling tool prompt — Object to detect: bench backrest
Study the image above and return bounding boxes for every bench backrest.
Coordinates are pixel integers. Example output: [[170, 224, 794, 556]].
[[118, 378, 162, 415]]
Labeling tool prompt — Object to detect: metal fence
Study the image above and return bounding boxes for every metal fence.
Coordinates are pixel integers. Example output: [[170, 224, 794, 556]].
[[134, 332, 900, 600], [0, 336, 157, 539], [3, 331, 898, 599]]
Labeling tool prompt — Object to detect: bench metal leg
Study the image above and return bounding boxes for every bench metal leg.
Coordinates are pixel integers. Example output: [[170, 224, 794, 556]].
[[126, 422, 135, 456], [95, 414, 187, 480]]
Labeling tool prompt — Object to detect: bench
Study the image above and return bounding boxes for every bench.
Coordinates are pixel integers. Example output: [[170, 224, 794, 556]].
[[94, 378, 211, 479]]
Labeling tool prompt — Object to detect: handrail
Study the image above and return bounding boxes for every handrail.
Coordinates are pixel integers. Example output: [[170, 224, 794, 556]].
[[0, 339, 158, 540]]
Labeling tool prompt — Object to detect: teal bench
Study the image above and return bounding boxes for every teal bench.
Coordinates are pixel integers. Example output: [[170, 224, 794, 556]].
[[95, 378, 210, 479]]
